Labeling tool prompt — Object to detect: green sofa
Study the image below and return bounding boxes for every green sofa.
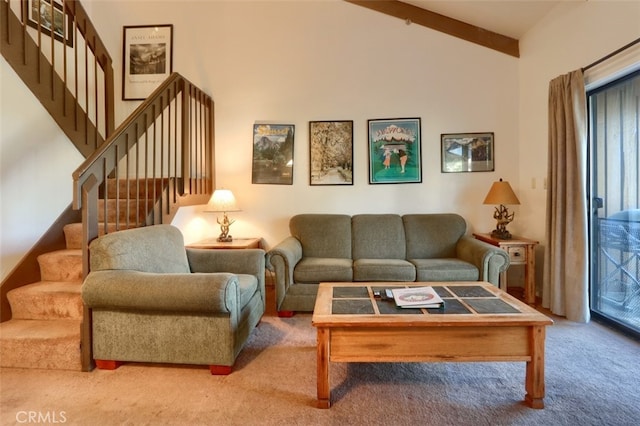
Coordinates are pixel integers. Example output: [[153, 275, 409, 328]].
[[267, 213, 510, 316], [82, 225, 265, 374]]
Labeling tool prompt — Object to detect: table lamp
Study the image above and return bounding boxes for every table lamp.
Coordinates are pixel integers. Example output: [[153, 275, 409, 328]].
[[205, 189, 241, 242], [483, 178, 520, 239]]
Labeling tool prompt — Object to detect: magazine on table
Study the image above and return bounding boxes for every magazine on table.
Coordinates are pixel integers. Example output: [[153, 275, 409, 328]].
[[390, 286, 444, 309]]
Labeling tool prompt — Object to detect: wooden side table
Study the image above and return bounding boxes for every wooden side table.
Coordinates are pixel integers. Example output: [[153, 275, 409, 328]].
[[473, 233, 539, 305], [186, 237, 262, 250]]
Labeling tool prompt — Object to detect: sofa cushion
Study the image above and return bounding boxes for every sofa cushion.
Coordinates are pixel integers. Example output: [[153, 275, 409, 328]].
[[352, 214, 406, 260], [290, 214, 352, 259], [410, 258, 479, 281], [237, 274, 259, 308], [294, 258, 353, 283], [403, 214, 467, 259], [353, 259, 416, 281]]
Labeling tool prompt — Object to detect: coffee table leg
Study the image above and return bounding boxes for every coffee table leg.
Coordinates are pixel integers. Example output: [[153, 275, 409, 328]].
[[525, 325, 546, 409], [317, 327, 331, 408]]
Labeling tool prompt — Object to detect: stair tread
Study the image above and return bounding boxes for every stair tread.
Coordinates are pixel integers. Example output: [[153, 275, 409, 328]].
[[0, 319, 81, 340], [38, 248, 82, 258], [10, 281, 82, 294]]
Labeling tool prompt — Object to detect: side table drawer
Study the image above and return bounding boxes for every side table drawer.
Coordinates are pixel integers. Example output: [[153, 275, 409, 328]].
[[507, 246, 527, 263]]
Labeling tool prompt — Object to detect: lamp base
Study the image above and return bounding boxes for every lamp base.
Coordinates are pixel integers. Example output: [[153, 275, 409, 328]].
[[491, 229, 512, 240], [217, 235, 233, 242]]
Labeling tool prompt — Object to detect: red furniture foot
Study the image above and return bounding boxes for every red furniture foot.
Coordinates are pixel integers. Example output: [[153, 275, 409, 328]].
[[209, 365, 232, 375], [277, 310, 295, 318], [95, 360, 122, 370]]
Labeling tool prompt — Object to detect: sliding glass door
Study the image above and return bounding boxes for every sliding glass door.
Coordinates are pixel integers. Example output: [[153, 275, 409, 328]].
[[588, 70, 640, 337]]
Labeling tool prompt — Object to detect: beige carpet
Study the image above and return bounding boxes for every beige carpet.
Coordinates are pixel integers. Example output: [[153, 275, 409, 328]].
[[1, 288, 639, 425]]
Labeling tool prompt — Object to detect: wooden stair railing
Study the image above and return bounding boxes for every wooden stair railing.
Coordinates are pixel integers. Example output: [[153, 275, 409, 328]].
[[72, 72, 215, 370], [1, 0, 113, 323], [1, 0, 115, 155]]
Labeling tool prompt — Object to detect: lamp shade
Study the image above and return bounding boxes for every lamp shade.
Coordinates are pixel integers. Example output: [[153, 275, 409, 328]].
[[483, 179, 520, 205], [205, 189, 241, 212]]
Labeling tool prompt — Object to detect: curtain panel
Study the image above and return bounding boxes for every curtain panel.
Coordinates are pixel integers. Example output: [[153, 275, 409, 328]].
[[543, 70, 590, 323]]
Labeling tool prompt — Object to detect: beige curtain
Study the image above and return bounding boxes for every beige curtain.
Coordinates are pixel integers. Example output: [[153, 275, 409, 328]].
[[543, 70, 589, 323]]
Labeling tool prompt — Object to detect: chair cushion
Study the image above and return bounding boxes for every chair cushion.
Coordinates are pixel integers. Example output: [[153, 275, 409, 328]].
[[293, 258, 353, 283], [353, 259, 416, 281], [410, 258, 479, 281], [352, 214, 406, 260], [237, 274, 259, 308]]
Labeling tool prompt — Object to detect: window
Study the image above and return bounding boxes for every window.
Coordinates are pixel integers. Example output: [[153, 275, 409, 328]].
[[588, 69, 640, 338]]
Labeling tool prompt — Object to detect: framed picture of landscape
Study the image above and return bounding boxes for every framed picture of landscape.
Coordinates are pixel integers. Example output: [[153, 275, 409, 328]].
[[368, 117, 422, 184], [309, 120, 353, 186], [441, 132, 494, 173], [23, 0, 74, 46], [122, 24, 173, 100], [252, 124, 295, 185]]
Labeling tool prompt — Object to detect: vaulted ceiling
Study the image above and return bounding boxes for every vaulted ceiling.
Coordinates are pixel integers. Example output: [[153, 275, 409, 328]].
[[346, 0, 565, 58]]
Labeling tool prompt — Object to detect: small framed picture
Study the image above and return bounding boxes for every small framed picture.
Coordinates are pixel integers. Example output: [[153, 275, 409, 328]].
[[23, 0, 74, 46], [122, 24, 173, 100], [252, 124, 295, 185], [309, 120, 353, 185], [441, 132, 494, 173], [368, 118, 422, 184]]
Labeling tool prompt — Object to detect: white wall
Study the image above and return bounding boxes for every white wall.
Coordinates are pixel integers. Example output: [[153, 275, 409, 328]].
[[0, 57, 84, 280], [88, 0, 520, 247]]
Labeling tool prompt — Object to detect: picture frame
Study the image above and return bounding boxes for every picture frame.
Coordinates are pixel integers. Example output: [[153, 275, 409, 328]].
[[368, 118, 422, 184], [441, 132, 494, 173], [252, 124, 295, 185], [122, 24, 173, 100], [309, 121, 354, 186], [23, 0, 74, 47]]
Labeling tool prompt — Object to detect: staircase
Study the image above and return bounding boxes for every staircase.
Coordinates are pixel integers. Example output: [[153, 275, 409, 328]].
[[1, 0, 215, 372], [0, 179, 165, 370], [1, 224, 83, 370]]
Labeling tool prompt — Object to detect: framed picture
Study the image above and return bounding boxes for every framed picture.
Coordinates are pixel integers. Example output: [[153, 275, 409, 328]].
[[252, 124, 295, 185], [23, 0, 74, 46], [309, 121, 353, 186], [122, 24, 173, 100], [441, 132, 494, 173], [368, 118, 422, 184]]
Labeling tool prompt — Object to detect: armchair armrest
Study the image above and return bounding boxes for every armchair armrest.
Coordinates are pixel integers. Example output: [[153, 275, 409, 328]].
[[456, 236, 510, 286], [82, 270, 239, 313]]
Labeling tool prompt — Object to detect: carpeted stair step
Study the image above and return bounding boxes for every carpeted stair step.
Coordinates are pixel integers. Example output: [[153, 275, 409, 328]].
[[98, 199, 155, 225], [104, 178, 172, 199], [37, 249, 83, 282], [0, 319, 82, 371], [7, 281, 83, 320], [64, 222, 136, 250]]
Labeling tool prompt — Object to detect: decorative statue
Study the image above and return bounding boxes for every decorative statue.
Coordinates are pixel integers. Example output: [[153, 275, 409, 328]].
[[217, 214, 235, 242], [492, 204, 515, 239]]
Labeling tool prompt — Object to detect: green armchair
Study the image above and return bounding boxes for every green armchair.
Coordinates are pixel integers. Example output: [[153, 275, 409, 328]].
[[81, 225, 265, 374]]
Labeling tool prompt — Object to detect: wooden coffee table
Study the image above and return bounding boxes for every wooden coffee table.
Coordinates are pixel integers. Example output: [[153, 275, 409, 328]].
[[312, 281, 553, 409]]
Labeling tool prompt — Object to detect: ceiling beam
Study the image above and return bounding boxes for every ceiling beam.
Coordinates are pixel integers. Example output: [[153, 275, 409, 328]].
[[344, 0, 519, 58]]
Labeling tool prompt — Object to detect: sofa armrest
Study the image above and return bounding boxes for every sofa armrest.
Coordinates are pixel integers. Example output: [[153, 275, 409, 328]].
[[82, 270, 239, 313], [456, 236, 510, 286], [266, 237, 303, 308]]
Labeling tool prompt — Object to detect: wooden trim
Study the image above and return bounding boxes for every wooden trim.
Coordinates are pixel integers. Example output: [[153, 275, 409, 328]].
[[344, 0, 519, 58]]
